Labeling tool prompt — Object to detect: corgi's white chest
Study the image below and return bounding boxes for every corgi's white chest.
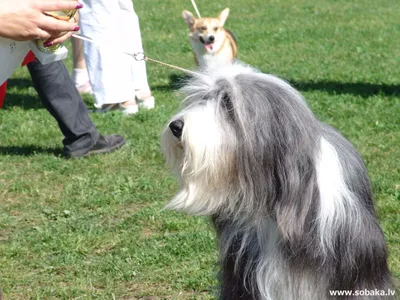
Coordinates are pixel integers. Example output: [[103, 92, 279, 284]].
[[189, 38, 232, 68]]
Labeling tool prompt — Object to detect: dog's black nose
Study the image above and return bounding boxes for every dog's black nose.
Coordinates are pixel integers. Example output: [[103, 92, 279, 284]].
[[209, 35, 215, 42], [169, 120, 184, 138]]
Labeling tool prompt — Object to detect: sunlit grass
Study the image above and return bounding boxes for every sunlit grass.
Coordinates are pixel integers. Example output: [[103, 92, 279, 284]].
[[0, 0, 399, 298]]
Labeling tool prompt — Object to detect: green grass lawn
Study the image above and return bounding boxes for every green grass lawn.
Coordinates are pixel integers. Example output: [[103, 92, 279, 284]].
[[1, 0, 399, 298]]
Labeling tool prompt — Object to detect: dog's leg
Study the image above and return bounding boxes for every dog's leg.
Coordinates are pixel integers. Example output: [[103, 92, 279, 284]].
[[219, 253, 258, 300], [214, 218, 260, 300]]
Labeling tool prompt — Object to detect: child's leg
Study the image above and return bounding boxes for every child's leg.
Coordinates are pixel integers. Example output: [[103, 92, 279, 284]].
[[119, 0, 154, 109], [79, 0, 135, 109], [71, 34, 92, 94], [71, 12, 92, 94]]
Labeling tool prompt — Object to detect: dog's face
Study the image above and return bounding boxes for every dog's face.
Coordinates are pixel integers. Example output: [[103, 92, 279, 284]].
[[162, 84, 238, 216], [162, 64, 316, 217], [182, 8, 230, 54]]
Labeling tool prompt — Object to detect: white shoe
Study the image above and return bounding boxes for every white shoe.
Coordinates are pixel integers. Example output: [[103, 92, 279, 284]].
[[138, 96, 155, 109], [119, 103, 139, 115], [135, 89, 155, 110]]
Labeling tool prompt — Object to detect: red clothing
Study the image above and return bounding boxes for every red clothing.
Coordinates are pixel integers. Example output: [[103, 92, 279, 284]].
[[0, 81, 7, 108]]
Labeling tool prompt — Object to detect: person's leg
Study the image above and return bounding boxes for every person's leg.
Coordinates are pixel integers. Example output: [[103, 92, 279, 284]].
[[79, 0, 135, 110], [27, 60, 125, 157], [72, 13, 86, 71], [71, 22, 92, 95], [72, 37, 92, 94], [119, 0, 154, 110]]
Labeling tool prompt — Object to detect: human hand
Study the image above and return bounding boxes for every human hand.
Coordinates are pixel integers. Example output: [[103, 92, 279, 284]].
[[42, 11, 80, 47], [0, 0, 83, 42]]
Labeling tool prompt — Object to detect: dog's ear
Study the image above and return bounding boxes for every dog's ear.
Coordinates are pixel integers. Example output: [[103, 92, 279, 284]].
[[217, 8, 230, 26], [182, 10, 196, 29]]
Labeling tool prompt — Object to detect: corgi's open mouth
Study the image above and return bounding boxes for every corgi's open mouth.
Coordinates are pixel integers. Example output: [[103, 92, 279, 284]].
[[199, 37, 214, 51]]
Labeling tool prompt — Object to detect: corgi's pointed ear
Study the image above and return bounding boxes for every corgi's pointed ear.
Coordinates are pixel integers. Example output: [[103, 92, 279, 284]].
[[182, 10, 196, 29], [217, 8, 230, 26]]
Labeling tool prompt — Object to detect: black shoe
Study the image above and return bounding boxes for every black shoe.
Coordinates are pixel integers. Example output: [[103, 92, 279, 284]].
[[65, 134, 125, 158]]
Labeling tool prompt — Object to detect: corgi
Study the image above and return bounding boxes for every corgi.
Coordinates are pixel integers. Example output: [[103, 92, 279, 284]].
[[182, 8, 237, 68]]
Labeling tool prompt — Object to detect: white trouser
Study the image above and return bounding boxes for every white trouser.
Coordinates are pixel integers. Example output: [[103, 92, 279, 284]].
[[79, 0, 149, 108]]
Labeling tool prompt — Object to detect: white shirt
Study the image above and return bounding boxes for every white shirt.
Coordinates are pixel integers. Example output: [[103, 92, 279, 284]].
[[0, 38, 29, 85]]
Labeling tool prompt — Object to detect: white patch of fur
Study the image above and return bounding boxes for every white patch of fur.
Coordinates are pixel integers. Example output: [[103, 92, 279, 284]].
[[316, 138, 361, 255], [254, 219, 326, 300], [255, 218, 282, 300], [252, 138, 364, 300]]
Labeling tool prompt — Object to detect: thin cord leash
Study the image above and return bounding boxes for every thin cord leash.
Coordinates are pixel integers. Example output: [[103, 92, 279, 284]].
[[132, 0, 203, 75], [191, 0, 202, 18], [129, 52, 200, 76], [136, 0, 202, 74], [72, 34, 200, 76]]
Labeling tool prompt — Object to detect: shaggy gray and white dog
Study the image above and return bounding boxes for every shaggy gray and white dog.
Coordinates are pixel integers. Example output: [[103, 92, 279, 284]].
[[162, 63, 394, 300]]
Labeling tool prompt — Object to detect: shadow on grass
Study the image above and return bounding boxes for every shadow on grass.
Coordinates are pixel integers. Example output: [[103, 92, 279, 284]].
[[290, 81, 400, 98], [0, 145, 62, 157], [7, 78, 32, 89], [153, 74, 400, 98], [4, 74, 183, 110], [3, 78, 97, 110], [4, 75, 399, 111], [152, 73, 190, 92], [2, 78, 43, 110]]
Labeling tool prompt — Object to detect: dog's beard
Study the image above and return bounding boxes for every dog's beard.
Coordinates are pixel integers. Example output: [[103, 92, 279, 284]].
[[162, 101, 239, 216]]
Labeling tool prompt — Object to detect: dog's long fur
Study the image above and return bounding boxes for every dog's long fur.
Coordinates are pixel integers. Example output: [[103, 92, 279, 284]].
[[162, 63, 394, 299]]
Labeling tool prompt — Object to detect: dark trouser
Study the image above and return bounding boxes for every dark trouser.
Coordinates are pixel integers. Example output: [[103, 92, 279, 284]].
[[27, 60, 100, 156]]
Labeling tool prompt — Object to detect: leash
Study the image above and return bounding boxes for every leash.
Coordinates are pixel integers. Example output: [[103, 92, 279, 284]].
[[191, 0, 202, 18], [129, 52, 199, 76], [72, 34, 200, 76]]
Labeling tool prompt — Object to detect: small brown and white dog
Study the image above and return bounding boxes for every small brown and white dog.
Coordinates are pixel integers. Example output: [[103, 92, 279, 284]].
[[182, 8, 237, 68]]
